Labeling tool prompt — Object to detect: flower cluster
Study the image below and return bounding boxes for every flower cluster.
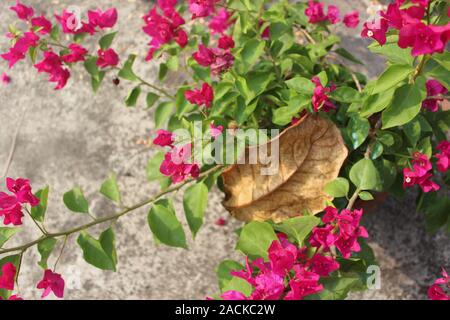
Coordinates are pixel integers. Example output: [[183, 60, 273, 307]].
[[428, 268, 450, 300], [221, 207, 368, 300], [362, 0, 450, 55], [1, 1, 118, 89], [0, 262, 65, 300], [0, 178, 39, 226], [422, 79, 448, 112], [311, 76, 336, 113], [185, 83, 214, 108], [142, 0, 188, 61], [310, 207, 369, 259], [435, 141, 450, 173], [305, 1, 360, 28], [403, 152, 440, 193], [192, 44, 234, 75], [221, 234, 330, 300], [153, 131, 200, 184]]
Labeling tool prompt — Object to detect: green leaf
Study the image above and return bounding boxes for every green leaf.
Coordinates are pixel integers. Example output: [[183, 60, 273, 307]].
[[146, 92, 160, 109], [118, 54, 138, 81], [331, 87, 362, 103], [273, 216, 320, 245], [100, 173, 121, 204], [360, 89, 395, 118], [347, 115, 370, 149], [404, 119, 421, 146], [334, 48, 363, 65], [285, 77, 315, 94], [349, 159, 381, 191], [236, 221, 277, 260], [0, 228, 20, 248], [359, 191, 374, 201], [159, 63, 168, 81], [37, 238, 58, 269], [125, 86, 141, 107], [63, 187, 89, 214], [369, 40, 414, 65], [324, 178, 350, 198], [216, 260, 245, 291], [31, 186, 49, 222], [50, 25, 60, 42], [183, 182, 209, 238], [155, 102, 174, 128], [314, 276, 361, 300], [221, 276, 253, 297], [148, 203, 187, 249], [272, 94, 310, 125], [372, 64, 413, 94], [77, 228, 117, 271], [99, 32, 117, 50], [382, 77, 427, 129], [240, 39, 266, 70]]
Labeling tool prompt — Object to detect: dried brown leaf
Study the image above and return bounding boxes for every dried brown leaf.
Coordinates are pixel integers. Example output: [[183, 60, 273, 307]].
[[222, 115, 348, 222]]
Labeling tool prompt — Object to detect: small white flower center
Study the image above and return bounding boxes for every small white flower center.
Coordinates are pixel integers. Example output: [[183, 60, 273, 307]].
[[405, 177, 411, 183], [367, 30, 374, 37]]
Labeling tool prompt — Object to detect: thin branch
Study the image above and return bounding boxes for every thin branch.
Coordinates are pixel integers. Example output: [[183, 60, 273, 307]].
[[0, 165, 225, 256]]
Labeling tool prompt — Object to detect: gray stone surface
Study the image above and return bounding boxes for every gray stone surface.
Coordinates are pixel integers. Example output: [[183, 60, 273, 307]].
[[0, 0, 448, 300]]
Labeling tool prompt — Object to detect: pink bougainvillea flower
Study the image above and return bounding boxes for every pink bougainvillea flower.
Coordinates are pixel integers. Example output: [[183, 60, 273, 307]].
[[422, 79, 448, 112], [209, 8, 233, 34], [36, 270, 65, 299], [31, 16, 53, 35], [55, 10, 95, 35], [310, 224, 337, 251], [88, 8, 118, 29], [1, 32, 40, 68], [34, 51, 71, 90], [218, 35, 235, 50], [267, 239, 298, 276], [160, 145, 200, 183], [250, 272, 285, 300], [0, 177, 39, 225], [361, 19, 389, 46], [153, 129, 174, 147], [0, 263, 16, 291], [210, 123, 224, 138], [96, 48, 119, 68], [193, 44, 216, 66], [305, 0, 327, 24], [343, 10, 359, 28], [403, 152, 440, 193], [4, 295, 24, 300], [142, 4, 187, 61], [221, 290, 248, 300], [435, 140, 450, 173], [1, 72, 11, 85], [327, 5, 340, 24], [189, 0, 218, 19], [0, 203, 24, 226], [428, 268, 450, 300], [185, 83, 214, 108], [308, 254, 340, 276], [61, 43, 88, 63], [321, 206, 339, 224], [285, 266, 323, 300], [311, 76, 336, 113], [6, 178, 39, 206], [10, 0, 34, 21], [193, 44, 235, 74], [399, 23, 445, 56]]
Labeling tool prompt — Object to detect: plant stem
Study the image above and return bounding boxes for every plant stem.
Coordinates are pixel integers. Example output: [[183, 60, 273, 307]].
[[346, 119, 382, 211], [25, 207, 47, 235], [410, 55, 429, 83], [0, 165, 225, 256], [53, 235, 68, 272]]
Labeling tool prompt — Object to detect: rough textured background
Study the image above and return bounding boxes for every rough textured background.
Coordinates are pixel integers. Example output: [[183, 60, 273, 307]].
[[0, 0, 448, 300]]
